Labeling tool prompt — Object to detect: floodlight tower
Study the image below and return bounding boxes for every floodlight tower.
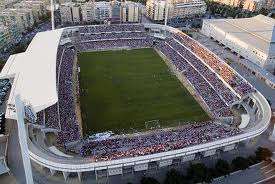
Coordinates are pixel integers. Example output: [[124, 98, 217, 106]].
[[15, 95, 34, 184], [51, 0, 55, 30], [164, 0, 169, 26]]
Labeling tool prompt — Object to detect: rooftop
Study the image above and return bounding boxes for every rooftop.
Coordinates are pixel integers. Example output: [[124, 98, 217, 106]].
[[204, 15, 275, 54], [0, 29, 63, 119]]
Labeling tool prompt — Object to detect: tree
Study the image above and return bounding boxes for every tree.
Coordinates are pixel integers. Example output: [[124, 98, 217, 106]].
[[164, 169, 184, 184], [231, 157, 249, 171], [140, 177, 160, 184], [11, 43, 28, 54], [258, 8, 269, 16], [215, 159, 231, 177], [0, 60, 4, 72], [247, 155, 258, 166], [187, 163, 213, 183], [255, 147, 273, 161]]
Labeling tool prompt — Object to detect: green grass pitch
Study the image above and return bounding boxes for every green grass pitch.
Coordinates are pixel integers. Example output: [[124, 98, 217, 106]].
[[78, 48, 209, 135]]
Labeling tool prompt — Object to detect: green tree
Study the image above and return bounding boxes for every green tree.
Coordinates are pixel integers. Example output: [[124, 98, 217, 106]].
[[255, 147, 273, 161], [215, 159, 231, 177], [164, 169, 184, 184], [0, 60, 4, 72], [247, 155, 258, 165], [187, 163, 213, 183], [258, 8, 269, 16], [231, 157, 249, 171], [140, 177, 160, 184]]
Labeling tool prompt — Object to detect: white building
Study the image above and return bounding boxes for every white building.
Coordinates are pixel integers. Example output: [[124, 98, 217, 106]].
[[121, 1, 141, 23], [0, 8, 34, 32], [213, 0, 272, 11], [146, 0, 206, 21], [0, 25, 15, 51], [146, 0, 166, 21], [72, 5, 81, 23], [60, 4, 73, 24], [242, 0, 266, 11], [13, 0, 47, 23], [59, 0, 72, 4], [201, 15, 275, 73], [81, 1, 95, 23], [111, 0, 121, 21], [0, 0, 19, 9], [62, 1, 143, 24], [168, 0, 206, 18], [94, 1, 111, 22]]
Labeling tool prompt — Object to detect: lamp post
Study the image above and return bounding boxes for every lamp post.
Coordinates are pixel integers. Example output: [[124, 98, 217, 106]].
[[164, 0, 169, 26], [51, 0, 55, 30]]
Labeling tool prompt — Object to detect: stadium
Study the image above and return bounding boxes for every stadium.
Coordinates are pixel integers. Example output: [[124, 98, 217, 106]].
[[0, 23, 272, 181]]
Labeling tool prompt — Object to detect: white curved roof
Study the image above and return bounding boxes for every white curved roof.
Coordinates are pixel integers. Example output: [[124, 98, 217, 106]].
[[0, 29, 64, 119]]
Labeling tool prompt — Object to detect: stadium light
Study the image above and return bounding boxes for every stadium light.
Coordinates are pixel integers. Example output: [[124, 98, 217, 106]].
[[51, 0, 55, 30], [164, 0, 169, 26]]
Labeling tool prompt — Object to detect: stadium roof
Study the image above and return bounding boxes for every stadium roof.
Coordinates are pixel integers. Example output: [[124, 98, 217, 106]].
[[204, 15, 275, 55], [0, 29, 64, 119]]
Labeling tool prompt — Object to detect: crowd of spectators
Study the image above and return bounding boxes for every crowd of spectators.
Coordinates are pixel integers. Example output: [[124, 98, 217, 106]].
[[76, 24, 153, 51], [156, 40, 232, 117], [79, 122, 241, 161], [33, 24, 252, 158], [78, 24, 145, 34], [36, 45, 80, 144], [0, 79, 11, 106], [165, 37, 238, 105], [172, 33, 255, 97], [76, 39, 154, 52], [80, 32, 148, 41], [56, 47, 81, 144]]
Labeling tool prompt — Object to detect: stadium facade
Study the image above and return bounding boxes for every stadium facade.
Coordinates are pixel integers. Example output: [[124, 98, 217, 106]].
[[0, 23, 272, 182], [201, 15, 275, 74]]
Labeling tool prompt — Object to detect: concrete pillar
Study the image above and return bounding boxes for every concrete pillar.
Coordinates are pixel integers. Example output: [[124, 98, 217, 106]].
[[159, 159, 172, 168], [54, 131, 58, 136], [39, 164, 44, 171], [247, 98, 251, 105], [258, 111, 262, 120], [269, 124, 275, 142], [62, 172, 70, 181], [181, 154, 195, 162], [95, 168, 108, 181], [122, 166, 134, 176], [108, 166, 122, 176], [42, 110, 45, 126], [254, 107, 258, 114], [134, 163, 148, 172], [204, 149, 216, 157], [237, 104, 241, 109], [77, 172, 82, 181], [50, 169, 56, 176], [223, 144, 235, 152], [41, 131, 46, 139], [15, 95, 34, 184]]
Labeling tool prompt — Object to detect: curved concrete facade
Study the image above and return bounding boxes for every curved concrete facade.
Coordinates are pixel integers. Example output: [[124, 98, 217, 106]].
[[27, 91, 271, 173]]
